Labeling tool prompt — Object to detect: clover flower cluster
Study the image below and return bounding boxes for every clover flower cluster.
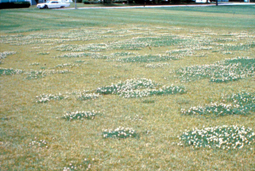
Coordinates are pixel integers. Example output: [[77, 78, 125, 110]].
[[224, 92, 255, 113], [178, 125, 255, 150], [176, 57, 254, 83], [55, 70, 70, 74], [112, 52, 137, 57], [117, 54, 181, 63], [97, 78, 157, 95], [222, 51, 233, 55], [74, 60, 87, 64], [223, 43, 254, 51], [181, 103, 238, 117], [119, 85, 186, 98], [166, 49, 194, 58], [119, 89, 152, 98], [36, 93, 67, 103], [62, 111, 99, 120], [182, 92, 254, 117], [55, 44, 107, 52], [102, 127, 138, 139], [113, 38, 149, 50], [150, 85, 186, 95], [225, 92, 255, 106], [145, 63, 171, 68], [112, 35, 184, 51], [29, 138, 48, 148], [90, 54, 110, 59], [63, 159, 93, 171], [0, 28, 105, 46], [26, 70, 47, 79], [55, 52, 91, 58], [77, 93, 100, 101], [53, 63, 79, 68], [0, 68, 23, 75], [37, 52, 50, 55], [25, 69, 70, 80], [29, 62, 40, 66], [0, 51, 16, 63], [97, 78, 185, 98]]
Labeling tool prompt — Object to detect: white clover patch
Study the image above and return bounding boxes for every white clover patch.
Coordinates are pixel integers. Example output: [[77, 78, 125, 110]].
[[77, 93, 100, 101], [25, 69, 70, 80], [74, 60, 87, 64], [97, 78, 157, 95], [63, 158, 94, 171], [145, 63, 171, 68], [62, 110, 100, 120], [181, 103, 238, 117], [36, 90, 101, 104], [0, 68, 23, 75], [36, 93, 68, 103], [97, 78, 186, 98], [25, 70, 47, 79], [119, 85, 186, 98], [113, 36, 184, 50], [29, 62, 40, 66], [182, 92, 255, 117], [0, 51, 16, 63], [176, 57, 255, 83], [54, 52, 91, 58], [55, 43, 107, 52], [117, 54, 181, 63], [29, 137, 48, 149], [224, 92, 255, 106], [119, 89, 152, 98], [37, 52, 50, 55], [178, 125, 255, 150], [53, 63, 79, 68], [222, 43, 255, 51], [112, 52, 137, 57], [102, 127, 138, 139]]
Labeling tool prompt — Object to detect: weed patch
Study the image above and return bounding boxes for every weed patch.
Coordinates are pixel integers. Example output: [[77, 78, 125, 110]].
[[62, 111, 100, 121], [63, 158, 94, 171], [97, 78, 157, 95], [54, 52, 92, 58], [36, 93, 68, 103], [178, 125, 255, 150], [29, 138, 48, 149], [118, 54, 181, 63], [77, 93, 100, 101], [0, 68, 23, 75], [0, 51, 16, 64], [97, 78, 185, 98], [176, 57, 255, 83], [181, 92, 255, 117], [25, 69, 70, 80], [119, 85, 186, 98], [102, 127, 138, 139]]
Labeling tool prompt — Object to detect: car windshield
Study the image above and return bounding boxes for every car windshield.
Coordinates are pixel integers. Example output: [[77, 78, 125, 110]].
[[46, 1, 51, 3]]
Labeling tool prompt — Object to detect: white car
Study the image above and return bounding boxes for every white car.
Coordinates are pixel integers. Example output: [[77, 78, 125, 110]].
[[37, 1, 70, 9]]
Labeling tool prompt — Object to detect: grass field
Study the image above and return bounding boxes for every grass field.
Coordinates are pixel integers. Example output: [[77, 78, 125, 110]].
[[0, 5, 255, 170]]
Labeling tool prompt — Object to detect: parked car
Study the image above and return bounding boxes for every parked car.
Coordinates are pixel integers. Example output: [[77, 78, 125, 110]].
[[37, 0, 70, 9]]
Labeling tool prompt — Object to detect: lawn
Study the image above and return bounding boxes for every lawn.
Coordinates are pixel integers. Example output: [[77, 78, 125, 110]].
[[0, 5, 255, 170]]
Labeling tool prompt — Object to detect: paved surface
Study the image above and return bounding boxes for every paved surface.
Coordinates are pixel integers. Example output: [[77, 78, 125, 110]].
[[61, 2, 255, 10]]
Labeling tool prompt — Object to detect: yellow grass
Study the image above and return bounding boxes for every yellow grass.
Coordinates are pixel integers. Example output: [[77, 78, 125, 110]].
[[1, 6, 255, 170]]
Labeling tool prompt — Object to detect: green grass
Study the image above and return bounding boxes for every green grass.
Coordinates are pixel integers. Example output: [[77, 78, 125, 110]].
[[1, 5, 255, 171], [0, 5, 255, 33]]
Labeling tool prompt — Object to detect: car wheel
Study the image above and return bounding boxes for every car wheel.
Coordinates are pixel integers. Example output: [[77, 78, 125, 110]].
[[60, 6, 64, 8], [44, 5, 48, 9]]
